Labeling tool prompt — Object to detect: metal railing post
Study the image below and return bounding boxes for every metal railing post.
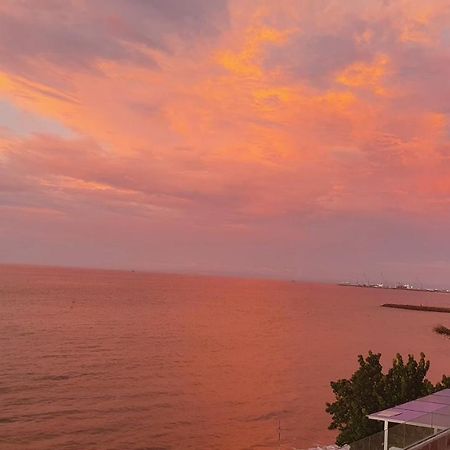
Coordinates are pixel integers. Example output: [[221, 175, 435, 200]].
[[384, 420, 389, 450]]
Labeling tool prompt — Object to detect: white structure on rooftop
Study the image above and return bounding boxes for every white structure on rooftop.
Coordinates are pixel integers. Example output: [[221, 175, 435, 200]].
[[367, 389, 450, 450]]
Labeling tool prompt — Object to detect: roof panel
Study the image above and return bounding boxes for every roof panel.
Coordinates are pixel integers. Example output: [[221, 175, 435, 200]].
[[368, 409, 430, 424], [417, 395, 450, 406], [368, 390, 450, 429], [434, 389, 450, 398], [399, 400, 448, 413]]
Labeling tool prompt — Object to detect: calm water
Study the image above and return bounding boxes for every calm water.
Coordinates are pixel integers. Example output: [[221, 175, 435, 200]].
[[1, 265, 449, 450]]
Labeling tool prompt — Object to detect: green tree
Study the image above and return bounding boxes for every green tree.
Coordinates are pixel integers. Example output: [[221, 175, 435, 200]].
[[436, 374, 450, 390], [326, 352, 447, 446], [326, 352, 386, 446], [383, 353, 435, 406]]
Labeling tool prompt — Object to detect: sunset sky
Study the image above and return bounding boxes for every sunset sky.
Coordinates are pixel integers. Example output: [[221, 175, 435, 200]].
[[1, 0, 450, 284]]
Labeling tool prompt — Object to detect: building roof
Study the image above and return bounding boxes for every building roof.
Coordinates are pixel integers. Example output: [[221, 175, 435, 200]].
[[368, 389, 450, 430]]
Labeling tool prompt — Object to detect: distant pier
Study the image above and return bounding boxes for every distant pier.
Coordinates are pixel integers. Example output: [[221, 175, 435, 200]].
[[381, 304, 450, 313]]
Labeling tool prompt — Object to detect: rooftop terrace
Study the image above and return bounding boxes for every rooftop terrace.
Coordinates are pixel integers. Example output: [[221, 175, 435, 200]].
[[350, 389, 450, 450]]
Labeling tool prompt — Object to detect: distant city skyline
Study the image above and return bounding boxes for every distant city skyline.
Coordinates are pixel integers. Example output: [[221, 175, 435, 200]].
[[1, 1, 450, 285]]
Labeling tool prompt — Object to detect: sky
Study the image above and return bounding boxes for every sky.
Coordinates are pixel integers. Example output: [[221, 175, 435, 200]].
[[1, 0, 450, 284]]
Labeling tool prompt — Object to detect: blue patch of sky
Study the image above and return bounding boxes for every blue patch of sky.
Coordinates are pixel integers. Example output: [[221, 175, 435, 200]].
[[0, 99, 73, 138]]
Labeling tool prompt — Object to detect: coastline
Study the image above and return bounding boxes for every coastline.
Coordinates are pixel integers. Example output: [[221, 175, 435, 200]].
[[339, 283, 450, 294]]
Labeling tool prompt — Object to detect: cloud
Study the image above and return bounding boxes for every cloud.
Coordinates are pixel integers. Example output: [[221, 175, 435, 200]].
[[0, 0, 229, 78], [1, 0, 450, 278]]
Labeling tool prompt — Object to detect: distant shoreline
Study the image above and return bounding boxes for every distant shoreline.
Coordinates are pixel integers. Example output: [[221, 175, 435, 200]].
[[338, 282, 450, 294], [381, 303, 450, 313]]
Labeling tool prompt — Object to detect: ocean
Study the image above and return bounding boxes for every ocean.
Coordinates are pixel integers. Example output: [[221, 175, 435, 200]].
[[1, 265, 449, 450]]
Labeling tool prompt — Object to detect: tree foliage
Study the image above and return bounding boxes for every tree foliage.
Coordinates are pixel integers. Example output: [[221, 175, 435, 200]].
[[326, 352, 449, 446]]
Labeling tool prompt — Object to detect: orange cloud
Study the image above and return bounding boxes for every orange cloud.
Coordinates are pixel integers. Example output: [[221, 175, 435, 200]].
[[1, 0, 450, 278], [216, 25, 289, 78], [336, 54, 390, 95]]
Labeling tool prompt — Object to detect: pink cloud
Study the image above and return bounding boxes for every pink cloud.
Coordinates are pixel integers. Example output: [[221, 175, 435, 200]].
[[1, 0, 450, 280]]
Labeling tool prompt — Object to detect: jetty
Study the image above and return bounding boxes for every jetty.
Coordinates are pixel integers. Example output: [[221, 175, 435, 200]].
[[381, 303, 450, 313]]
